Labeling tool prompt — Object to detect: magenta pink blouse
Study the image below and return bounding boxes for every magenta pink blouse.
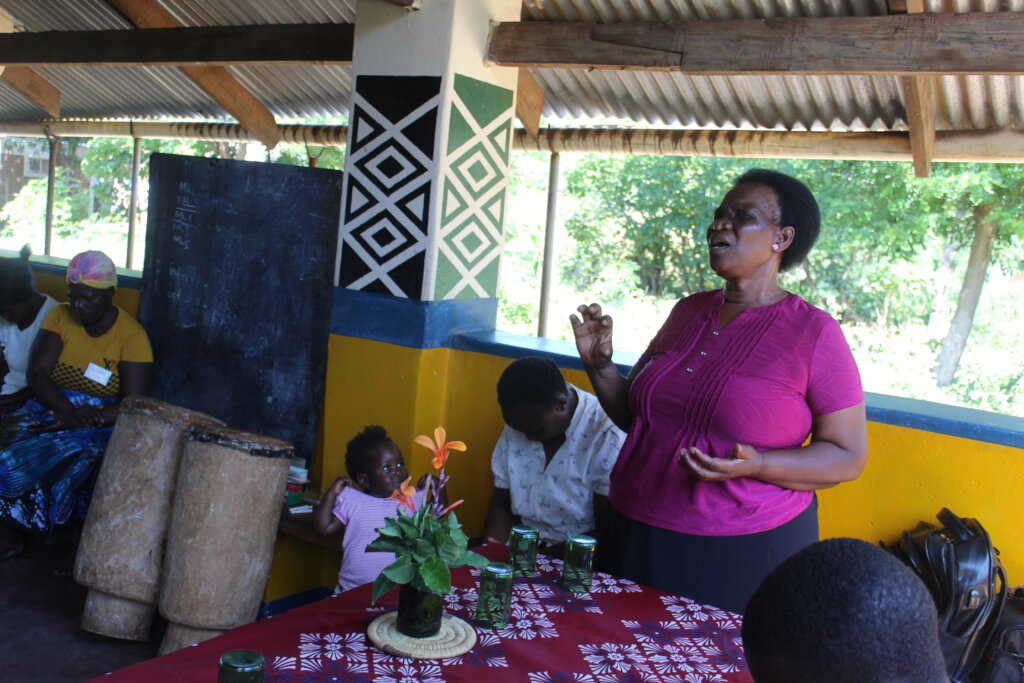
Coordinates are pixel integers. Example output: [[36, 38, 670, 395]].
[[609, 290, 863, 536]]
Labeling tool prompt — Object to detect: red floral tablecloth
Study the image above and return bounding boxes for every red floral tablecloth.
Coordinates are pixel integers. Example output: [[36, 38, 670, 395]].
[[93, 546, 753, 682]]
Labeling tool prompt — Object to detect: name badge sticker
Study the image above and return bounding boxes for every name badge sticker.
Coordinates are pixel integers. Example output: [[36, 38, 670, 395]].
[[84, 362, 113, 386]]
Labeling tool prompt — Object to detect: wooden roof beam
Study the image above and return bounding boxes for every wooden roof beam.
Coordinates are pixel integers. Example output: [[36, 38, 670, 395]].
[[516, 69, 544, 137], [0, 24, 354, 67], [0, 66, 60, 117], [901, 0, 936, 178], [105, 0, 280, 149], [488, 12, 1024, 75], [0, 9, 59, 117]]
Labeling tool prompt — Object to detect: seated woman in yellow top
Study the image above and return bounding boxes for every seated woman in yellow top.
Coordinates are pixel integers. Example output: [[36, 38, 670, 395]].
[[0, 251, 152, 558]]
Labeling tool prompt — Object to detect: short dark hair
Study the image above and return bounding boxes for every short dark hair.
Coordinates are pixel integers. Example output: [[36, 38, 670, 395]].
[[742, 537, 947, 683], [345, 425, 392, 479], [0, 245, 36, 307], [735, 169, 820, 271], [496, 357, 568, 411]]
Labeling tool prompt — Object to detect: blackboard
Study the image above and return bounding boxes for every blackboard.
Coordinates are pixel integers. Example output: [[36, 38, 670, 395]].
[[140, 153, 342, 465]]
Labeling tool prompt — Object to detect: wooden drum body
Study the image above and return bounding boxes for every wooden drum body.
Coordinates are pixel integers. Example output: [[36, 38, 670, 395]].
[[158, 424, 292, 655], [74, 396, 223, 641]]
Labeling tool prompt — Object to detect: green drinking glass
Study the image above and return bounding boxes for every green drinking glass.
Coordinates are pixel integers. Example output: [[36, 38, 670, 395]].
[[509, 525, 539, 576], [218, 649, 265, 682], [475, 562, 514, 628], [560, 535, 596, 594]]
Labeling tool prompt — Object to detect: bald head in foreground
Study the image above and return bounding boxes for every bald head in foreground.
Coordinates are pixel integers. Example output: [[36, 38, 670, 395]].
[[742, 537, 948, 683]]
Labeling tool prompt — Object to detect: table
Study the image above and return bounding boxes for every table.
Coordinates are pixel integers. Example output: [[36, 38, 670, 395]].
[[93, 545, 753, 682]]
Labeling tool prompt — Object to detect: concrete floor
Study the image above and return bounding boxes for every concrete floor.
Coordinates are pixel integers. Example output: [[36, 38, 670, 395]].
[[0, 535, 161, 683]]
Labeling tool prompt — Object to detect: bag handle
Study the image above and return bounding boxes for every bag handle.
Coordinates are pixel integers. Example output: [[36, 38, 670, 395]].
[[938, 507, 975, 542]]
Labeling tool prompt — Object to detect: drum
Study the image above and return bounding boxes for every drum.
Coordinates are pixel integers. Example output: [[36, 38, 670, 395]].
[[74, 396, 224, 641], [157, 424, 293, 655]]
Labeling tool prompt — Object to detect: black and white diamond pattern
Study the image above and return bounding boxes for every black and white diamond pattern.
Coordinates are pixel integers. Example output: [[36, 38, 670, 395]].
[[338, 76, 441, 299]]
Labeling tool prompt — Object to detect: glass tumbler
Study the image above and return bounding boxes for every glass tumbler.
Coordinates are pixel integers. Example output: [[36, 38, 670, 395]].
[[474, 562, 514, 628], [218, 649, 265, 682], [509, 525, 539, 576], [560, 535, 597, 593]]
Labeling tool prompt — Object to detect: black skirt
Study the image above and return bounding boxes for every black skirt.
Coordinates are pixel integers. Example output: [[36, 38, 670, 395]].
[[600, 497, 818, 615]]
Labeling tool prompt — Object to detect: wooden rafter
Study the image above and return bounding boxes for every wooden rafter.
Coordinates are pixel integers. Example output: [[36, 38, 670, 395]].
[[515, 69, 544, 137], [105, 0, 280, 149], [488, 13, 1024, 75], [0, 9, 60, 116], [0, 24, 355, 67], [0, 66, 60, 117], [901, 0, 936, 178]]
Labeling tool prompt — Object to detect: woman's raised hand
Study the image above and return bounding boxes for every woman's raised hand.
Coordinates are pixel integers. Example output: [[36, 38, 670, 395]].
[[570, 303, 615, 370]]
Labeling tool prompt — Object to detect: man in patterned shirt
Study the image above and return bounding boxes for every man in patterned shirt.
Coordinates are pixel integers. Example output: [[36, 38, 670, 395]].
[[483, 356, 624, 558]]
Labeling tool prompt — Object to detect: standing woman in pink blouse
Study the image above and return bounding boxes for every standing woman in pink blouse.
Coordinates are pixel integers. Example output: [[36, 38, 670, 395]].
[[571, 169, 867, 614]]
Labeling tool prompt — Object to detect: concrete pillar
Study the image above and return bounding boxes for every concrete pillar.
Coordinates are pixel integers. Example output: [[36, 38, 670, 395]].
[[337, 0, 519, 304]]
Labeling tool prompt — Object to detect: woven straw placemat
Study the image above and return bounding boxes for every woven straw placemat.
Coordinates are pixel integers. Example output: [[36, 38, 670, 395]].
[[367, 612, 477, 660]]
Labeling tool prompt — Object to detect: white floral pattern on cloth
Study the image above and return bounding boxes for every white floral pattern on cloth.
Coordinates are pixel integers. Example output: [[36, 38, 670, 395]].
[[196, 563, 745, 683], [440, 634, 508, 668], [659, 595, 732, 623], [299, 632, 368, 663]]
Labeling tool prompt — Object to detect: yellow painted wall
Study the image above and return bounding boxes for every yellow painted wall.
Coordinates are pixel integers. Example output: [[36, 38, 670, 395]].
[[818, 421, 1024, 572], [266, 335, 1024, 602]]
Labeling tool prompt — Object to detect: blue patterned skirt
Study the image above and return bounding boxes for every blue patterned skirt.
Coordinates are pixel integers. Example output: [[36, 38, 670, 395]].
[[0, 390, 114, 533]]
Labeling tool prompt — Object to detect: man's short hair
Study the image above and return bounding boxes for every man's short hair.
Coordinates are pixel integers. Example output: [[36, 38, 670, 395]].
[[742, 537, 947, 683], [496, 357, 568, 411]]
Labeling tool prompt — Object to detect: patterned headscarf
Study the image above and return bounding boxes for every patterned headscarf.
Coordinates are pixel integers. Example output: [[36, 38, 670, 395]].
[[66, 250, 117, 289]]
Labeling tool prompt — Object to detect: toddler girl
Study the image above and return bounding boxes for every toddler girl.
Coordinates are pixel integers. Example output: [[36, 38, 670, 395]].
[[313, 425, 436, 593]]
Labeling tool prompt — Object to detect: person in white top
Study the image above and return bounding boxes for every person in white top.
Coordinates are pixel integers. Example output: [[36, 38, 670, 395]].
[[0, 247, 58, 417], [484, 356, 625, 559]]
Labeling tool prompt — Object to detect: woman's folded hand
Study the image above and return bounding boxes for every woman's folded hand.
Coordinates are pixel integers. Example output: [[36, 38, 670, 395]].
[[678, 443, 764, 482]]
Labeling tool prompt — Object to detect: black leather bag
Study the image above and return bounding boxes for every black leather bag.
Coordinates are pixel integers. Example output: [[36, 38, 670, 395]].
[[886, 508, 1006, 683], [974, 587, 1024, 683]]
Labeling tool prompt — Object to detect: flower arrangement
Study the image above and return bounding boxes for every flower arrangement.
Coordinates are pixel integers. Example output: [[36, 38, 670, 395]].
[[368, 427, 488, 604]]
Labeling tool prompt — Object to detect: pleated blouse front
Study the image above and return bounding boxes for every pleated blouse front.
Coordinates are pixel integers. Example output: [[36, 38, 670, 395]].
[[608, 290, 863, 536]]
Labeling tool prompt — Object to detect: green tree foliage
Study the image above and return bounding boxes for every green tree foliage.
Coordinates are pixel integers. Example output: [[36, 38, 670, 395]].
[[558, 154, 1024, 412]]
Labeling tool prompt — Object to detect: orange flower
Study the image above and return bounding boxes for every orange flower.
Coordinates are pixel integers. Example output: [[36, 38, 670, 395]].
[[414, 427, 466, 470], [440, 499, 464, 516], [389, 476, 417, 513]]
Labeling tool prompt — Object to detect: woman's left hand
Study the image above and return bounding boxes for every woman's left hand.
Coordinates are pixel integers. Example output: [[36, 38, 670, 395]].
[[679, 444, 764, 481]]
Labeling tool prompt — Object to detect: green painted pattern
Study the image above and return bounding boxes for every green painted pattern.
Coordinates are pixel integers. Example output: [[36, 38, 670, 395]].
[[436, 72, 513, 300]]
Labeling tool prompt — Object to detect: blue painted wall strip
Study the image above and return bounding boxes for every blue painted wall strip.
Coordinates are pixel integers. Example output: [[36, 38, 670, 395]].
[[330, 287, 497, 349], [865, 392, 1024, 449], [31, 256, 1018, 452], [455, 332, 1023, 451]]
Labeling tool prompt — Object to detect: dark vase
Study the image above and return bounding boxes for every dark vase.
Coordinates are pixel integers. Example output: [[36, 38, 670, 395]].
[[396, 583, 443, 638]]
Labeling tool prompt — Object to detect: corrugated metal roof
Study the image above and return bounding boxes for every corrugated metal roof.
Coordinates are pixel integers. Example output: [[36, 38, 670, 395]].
[[0, 0, 1020, 137]]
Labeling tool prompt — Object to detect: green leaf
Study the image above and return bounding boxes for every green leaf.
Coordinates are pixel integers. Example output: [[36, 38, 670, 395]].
[[437, 534, 464, 565], [418, 555, 452, 595], [412, 537, 435, 562], [455, 549, 489, 569], [371, 573, 397, 604], [381, 554, 416, 584], [365, 537, 407, 554], [397, 515, 420, 539], [374, 520, 403, 538]]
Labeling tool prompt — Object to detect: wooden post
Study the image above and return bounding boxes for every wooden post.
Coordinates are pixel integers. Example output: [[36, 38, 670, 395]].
[[537, 152, 560, 338], [44, 136, 58, 256], [127, 137, 142, 269]]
